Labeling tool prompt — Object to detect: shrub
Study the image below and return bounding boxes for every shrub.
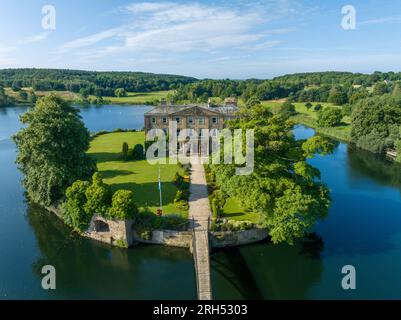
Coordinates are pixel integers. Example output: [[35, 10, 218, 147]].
[[62, 180, 91, 232], [84, 173, 112, 217], [132, 143, 144, 160], [108, 189, 138, 220], [305, 102, 313, 110], [173, 172, 184, 187], [314, 104, 322, 111], [271, 101, 295, 118], [122, 142, 129, 160], [317, 108, 343, 127]]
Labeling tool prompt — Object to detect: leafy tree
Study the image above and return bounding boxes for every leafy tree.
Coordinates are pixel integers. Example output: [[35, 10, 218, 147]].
[[132, 143, 144, 160], [62, 180, 91, 232], [0, 86, 7, 106], [314, 104, 322, 111], [373, 82, 388, 96], [13, 95, 95, 205], [114, 88, 128, 97], [351, 94, 401, 153], [392, 83, 401, 96], [122, 142, 129, 160], [84, 173, 112, 217], [271, 101, 296, 118], [210, 104, 333, 244], [317, 108, 343, 127], [19, 90, 28, 100], [108, 190, 138, 220], [328, 88, 348, 105]]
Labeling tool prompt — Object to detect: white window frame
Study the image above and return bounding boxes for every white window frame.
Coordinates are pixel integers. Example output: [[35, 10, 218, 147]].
[[198, 116, 205, 124], [151, 117, 156, 124], [162, 117, 168, 124], [212, 117, 218, 124]]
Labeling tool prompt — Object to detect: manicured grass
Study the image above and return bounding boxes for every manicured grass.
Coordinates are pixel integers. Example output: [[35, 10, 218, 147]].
[[88, 131, 187, 217], [103, 90, 174, 104], [221, 198, 263, 224]]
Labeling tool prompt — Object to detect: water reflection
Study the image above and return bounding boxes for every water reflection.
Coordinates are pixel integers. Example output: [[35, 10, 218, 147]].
[[27, 202, 197, 299]]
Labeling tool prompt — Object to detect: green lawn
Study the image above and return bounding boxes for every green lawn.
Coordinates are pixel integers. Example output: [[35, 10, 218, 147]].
[[103, 90, 174, 104], [88, 131, 187, 217], [221, 198, 263, 224]]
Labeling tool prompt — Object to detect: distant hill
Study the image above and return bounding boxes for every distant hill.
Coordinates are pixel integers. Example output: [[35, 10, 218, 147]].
[[0, 68, 198, 96]]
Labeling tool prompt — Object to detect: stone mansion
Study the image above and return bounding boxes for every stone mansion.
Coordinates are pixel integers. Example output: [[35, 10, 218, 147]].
[[144, 99, 239, 138]]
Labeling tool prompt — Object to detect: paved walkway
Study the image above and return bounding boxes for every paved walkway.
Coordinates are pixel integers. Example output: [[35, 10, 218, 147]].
[[189, 161, 212, 300]]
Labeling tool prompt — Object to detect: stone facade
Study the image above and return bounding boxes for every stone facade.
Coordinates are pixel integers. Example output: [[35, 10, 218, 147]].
[[144, 102, 238, 151], [210, 228, 268, 248]]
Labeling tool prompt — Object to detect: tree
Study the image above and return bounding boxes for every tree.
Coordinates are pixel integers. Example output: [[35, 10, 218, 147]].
[[351, 94, 401, 154], [317, 108, 343, 127], [373, 82, 388, 96], [13, 95, 96, 206], [114, 88, 127, 97], [62, 180, 91, 232], [0, 86, 7, 107], [210, 104, 333, 244], [132, 143, 144, 160], [84, 173, 112, 217], [122, 142, 129, 160], [392, 83, 401, 96], [19, 90, 28, 100], [108, 190, 138, 220], [314, 104, 322, 111], [328, 88, 348, 105], [271, 101, 296, 118]]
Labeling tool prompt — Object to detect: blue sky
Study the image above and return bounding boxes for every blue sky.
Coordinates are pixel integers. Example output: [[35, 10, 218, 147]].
[[0, 0, 401, 79]]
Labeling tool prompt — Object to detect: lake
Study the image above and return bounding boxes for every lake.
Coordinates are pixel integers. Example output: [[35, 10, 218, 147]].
[[1, 104, 401, 299]]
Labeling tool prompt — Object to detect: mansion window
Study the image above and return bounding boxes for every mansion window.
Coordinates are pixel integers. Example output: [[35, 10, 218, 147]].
[[198, 117, 205, 124], [188, 117, 194, 125], [212, 117, 218, 124], [162, 117, 167, 124], [151, 117, 156, 124], [175, 117, 181, 124], [177, 129, 181, 137]]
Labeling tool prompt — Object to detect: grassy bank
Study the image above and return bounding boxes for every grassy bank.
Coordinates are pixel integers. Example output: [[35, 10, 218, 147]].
[[262, 100, 352, 142], [4, 87, 174, 105], [102, 90, 174, 104], [88, 131, 187, 217]]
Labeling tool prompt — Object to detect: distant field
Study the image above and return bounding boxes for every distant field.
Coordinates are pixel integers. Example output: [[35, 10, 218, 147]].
[[88, 131, 187, 217], [103, 90, 174, 104]]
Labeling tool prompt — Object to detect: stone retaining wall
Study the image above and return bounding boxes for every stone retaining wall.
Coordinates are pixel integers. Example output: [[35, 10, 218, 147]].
[[210, 228, 268, 248], [132, 230, 193, 248]]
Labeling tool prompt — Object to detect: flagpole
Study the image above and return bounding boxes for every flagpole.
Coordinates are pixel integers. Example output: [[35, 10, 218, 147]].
[[158, 165, 163, 212]]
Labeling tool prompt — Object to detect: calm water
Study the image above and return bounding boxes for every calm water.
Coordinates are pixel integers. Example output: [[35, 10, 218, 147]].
[[1, 104, 401, 299]]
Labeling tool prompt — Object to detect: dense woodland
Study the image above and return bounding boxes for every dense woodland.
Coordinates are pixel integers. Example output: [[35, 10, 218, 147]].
[[0, 68, 196, 97]]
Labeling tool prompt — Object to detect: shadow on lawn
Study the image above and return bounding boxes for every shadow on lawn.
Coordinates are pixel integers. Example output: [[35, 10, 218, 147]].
[[100, 170, 134, 179], [89, 152, 121, 163]]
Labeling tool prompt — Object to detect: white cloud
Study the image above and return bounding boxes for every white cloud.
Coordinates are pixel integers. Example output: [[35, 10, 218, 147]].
[[59, 28, 122, 51], [19, 32, 50, 45], [360, 15, 401, 26], [59, 1, 295, 55]]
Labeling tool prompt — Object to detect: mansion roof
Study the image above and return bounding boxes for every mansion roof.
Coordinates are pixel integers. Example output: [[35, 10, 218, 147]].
[[145, 104, 238, 116]]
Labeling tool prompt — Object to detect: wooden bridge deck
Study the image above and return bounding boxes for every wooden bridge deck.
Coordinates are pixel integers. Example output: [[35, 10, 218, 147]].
[[189, 161, 212, 300]]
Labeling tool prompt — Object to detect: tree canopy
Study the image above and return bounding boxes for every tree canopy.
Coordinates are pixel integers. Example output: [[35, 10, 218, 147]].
[[209, 104, 334, 244], [13, 95, 95, 205], [351, 94, 401, 154]]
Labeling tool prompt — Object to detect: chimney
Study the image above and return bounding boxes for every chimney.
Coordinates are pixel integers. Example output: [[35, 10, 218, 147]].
[[208, 98, 212, 108]]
